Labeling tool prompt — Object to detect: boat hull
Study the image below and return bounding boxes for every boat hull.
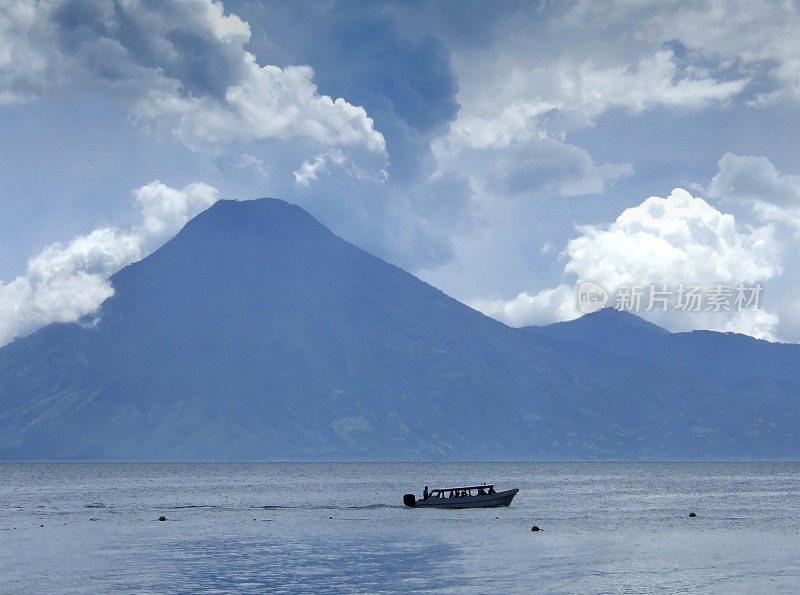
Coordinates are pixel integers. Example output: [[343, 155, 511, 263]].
[[410, 488, 518, 509]]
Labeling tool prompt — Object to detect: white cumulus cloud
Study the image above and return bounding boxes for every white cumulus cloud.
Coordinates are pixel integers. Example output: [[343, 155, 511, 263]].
[[293, 149, 347, 187], [707, 153, 800, 237], [447, 50, 747, 154], [0, 180, 218, 347], [708, 153, 800, 207], [474, 189, 783, 339], [0, 0, 384, 154], [704, 155, 800, 341], [472, 284, 579, 327], [566, 0, 800, 105], [137, 63, 385, 153], [0, 1, 57, 104], [565, 188, 780, 290], [435, 26, 743, 202]]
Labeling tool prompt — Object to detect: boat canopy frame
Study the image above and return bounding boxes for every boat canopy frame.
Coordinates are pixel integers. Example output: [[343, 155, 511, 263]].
[[429, 484, 494, 495]]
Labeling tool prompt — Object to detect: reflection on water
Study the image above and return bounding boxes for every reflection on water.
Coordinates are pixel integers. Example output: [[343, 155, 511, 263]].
[[1, 462, 800, 592]]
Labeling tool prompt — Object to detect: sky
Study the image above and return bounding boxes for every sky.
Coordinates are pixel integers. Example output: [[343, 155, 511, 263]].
[[2, 0, 800, 346]]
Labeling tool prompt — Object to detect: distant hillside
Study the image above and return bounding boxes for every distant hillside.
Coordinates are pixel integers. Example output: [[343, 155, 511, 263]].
[[527, 308, 800, 387], [1, 199, 799, 460]]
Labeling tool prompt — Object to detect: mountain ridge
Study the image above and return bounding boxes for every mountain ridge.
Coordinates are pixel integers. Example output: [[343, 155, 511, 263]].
[[1, 198, 799, 460], [527, 308, 800, 386]]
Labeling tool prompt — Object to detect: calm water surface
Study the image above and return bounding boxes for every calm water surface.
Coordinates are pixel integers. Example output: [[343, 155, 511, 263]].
[[1, 462, 799, 593]]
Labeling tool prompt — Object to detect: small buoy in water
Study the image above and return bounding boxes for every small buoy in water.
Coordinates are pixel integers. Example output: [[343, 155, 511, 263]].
[[158, 516, 167, 522], [40, 524, 44, 528], [531, 525, 541, 531], [253, 518, 257, 521], [689, 512, 697, 517], [329, 516, 333, 520]]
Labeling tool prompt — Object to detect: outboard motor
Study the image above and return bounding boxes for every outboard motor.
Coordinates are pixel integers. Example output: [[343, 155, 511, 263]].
[[403, 494, 417, 507]]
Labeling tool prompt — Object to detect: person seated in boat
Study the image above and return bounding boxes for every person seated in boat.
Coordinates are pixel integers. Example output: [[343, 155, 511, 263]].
[[488, 486, 496, 495], [423, 486, 429, 500], [478, 487, 486, 495]]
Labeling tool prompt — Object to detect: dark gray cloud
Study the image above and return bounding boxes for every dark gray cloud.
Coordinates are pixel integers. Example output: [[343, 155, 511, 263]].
[[50, 0, 247, 97], [230, 0, 460, 181]]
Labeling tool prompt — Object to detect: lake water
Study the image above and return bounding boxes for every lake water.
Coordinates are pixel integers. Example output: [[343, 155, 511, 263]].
[[1, 462, 800, 592]]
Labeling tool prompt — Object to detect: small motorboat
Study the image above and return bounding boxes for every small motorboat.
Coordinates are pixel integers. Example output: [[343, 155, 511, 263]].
[[403, 484, 518, 509]]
